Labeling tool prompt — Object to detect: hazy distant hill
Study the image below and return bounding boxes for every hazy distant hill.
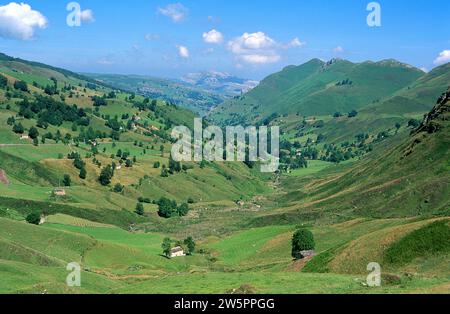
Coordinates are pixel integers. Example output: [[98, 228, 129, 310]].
[[181, 71, 259, 96], [85, 73, 225, 116]]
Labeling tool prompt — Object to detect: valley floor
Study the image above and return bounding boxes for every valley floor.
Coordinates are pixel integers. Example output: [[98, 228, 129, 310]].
[[0, 215, 448, 294]]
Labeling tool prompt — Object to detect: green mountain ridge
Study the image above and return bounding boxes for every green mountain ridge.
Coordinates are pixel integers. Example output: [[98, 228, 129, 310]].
[[209, 58, 449, 126]]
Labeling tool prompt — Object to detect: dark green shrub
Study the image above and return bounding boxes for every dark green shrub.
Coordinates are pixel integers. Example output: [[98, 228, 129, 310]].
[[292, 229, 315, 259], [26, 212, 41, 225]]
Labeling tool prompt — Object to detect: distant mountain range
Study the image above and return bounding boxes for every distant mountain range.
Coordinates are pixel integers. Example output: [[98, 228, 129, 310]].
[[85, 72, 259, 116]]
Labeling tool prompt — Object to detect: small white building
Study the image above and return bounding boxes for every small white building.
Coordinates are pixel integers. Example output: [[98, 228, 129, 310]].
[[170, 246, 186, 258], [20, 135, 30, 140]]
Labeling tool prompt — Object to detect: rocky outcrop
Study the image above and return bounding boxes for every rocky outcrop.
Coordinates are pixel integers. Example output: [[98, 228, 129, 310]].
[[415, 88, 450, 135]]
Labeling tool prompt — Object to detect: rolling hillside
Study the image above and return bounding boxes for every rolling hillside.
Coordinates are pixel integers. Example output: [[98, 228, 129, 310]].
[[209, 58, 427, 125], [0, 52, 448, 294], [267, 88, 450, 223], [0, 52, 270, 229]]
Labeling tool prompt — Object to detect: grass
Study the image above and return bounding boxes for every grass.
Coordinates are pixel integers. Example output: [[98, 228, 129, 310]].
[[208, 226, 293, 267], [384, 219, 450, 266], [287, 160, 334, 178]]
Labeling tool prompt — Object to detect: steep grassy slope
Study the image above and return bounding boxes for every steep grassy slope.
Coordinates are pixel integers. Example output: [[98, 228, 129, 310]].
[[0, 52, 270, 229], [210, 59, 424, 125], [271, 89, 450, 223]]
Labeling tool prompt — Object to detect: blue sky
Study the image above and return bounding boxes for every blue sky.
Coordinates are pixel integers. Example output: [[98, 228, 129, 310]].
[[0, 0, 449, 79]]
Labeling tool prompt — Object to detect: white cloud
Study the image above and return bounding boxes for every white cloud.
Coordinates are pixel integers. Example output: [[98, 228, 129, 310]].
[[177, 45, 189, 58], [202, 29, 223, 44], [0, 2, 48, 40], [420, 67, 428, 73], [227, 32, 280, 65], [78, 9, 94, 23], [433, 50, 450, 65], [284, 37, 306, 49], [157, 3, 188, 23], [333, 46, 344, 53], [228, 32, 276, 53]]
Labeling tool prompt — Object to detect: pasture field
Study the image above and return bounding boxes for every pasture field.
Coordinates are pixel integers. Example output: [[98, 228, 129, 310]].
[[1, 216, 448, 294]]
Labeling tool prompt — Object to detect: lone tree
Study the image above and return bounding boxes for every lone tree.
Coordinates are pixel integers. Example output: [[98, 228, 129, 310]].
[[99, 165, 114, 186], [79, 167, 87, 180], [162, 238, 172, 258], [291, 229, 315, 260], [26, 212, 41, 225], [14, 80, 28, 92], [177, 203, 190, 217], [28, 126, 39, 139], [13, 123, 24, 134], [183, 237, 196, 255], [135, 202, 144, 216], [63, 174, 71, 187]]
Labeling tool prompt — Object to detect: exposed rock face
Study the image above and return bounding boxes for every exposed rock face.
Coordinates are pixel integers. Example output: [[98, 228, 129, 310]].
[[415, 88, 450, 134]]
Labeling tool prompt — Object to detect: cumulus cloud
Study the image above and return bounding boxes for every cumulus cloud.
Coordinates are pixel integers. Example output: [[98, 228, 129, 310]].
[[202, 29, 223, 44], [227, 32, 280, 65], [177, 45, 189, 58], [283, 37, 306, 49], [0, 2, 48, 40], [433, 50, 450, 65], [333, 46, 344, 53], [157, 3, 188, 23]]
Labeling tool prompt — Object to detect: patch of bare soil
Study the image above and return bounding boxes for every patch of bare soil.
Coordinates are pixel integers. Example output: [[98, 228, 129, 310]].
[[285, 256, 315, 272], [0, 169, 10, 185]]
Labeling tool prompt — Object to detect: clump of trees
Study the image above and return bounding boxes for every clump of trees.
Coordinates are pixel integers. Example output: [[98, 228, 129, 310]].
[[17, 95, 88, 127], [348, 110, 358, 118], [14, 80, 28, 92], [291, 229, 315, 260], [99, 164, 114, 186], [0, 74, 7, 88], [157, 197, 190, 218], [26, 212, 41, 225]]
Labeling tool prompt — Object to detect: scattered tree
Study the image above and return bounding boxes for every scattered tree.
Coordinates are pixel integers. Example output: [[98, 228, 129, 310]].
[[63, 174, 71, 187], [12, 123, 24, 134], [162, 238, 172, 258], [14, 80, 28, 92], [177, 203, 190, 217], [26, 212, 41, 225], [135, 202, 144, 216], [79, 167, 87, 180], [292, 229, 315, 260], [0, 74, 7, 88], [183, 237, 196, 255], [99, 165, 114, 186]]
